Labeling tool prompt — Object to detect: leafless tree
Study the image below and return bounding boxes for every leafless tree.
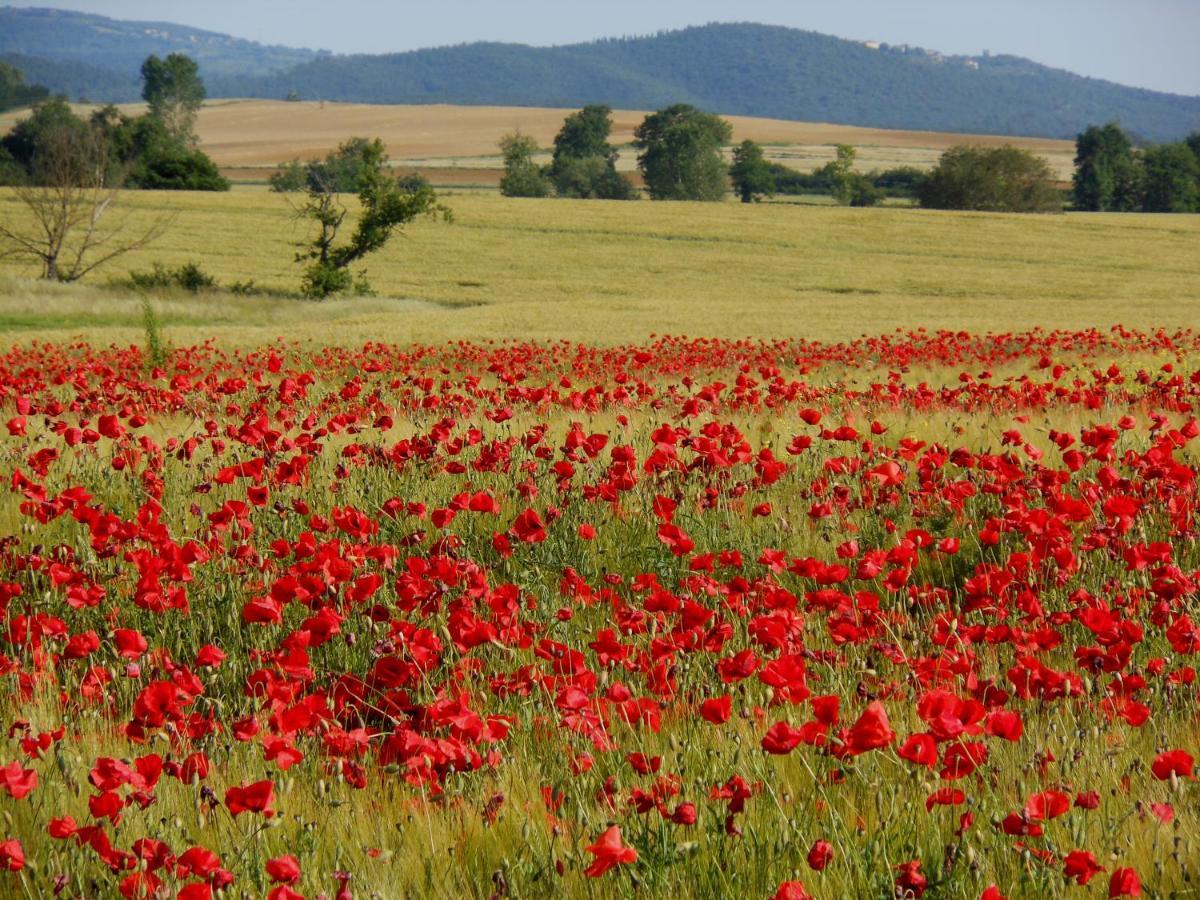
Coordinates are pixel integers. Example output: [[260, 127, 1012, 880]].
[[0, 124, 169, 281]]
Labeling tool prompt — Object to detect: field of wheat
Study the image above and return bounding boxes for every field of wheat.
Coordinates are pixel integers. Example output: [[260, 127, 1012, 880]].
[[0, 100, 1080, 185], [2, 188, 1197, 350]]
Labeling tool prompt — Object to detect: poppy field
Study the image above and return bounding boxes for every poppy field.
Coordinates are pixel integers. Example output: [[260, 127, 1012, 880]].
[[1, 326, 1200, 898]]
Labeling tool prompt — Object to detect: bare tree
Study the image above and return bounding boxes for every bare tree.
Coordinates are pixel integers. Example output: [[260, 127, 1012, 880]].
[[0, 124, 169, 281]]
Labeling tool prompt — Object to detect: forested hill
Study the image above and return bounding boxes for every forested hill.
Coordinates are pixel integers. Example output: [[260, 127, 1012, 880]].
[[235, 25, 1198, 141], [0, 6, 322, 102], [1, 10, 1196, 142]]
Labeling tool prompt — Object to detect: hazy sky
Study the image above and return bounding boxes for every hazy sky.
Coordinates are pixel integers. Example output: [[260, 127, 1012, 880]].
[[11, 0, 1200, 95]]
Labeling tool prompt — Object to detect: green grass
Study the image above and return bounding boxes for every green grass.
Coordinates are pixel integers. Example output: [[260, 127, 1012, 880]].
[[1, 188, 1198, 348]]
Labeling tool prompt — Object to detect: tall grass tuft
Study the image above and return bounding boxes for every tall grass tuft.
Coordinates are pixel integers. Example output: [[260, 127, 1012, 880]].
[[140, 293, 169, 371]]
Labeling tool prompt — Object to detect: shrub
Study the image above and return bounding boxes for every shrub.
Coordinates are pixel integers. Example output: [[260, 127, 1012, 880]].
[[130, 146, 230, 191], [269, 160, 308, 193], [1140, 143, 1200, 213], [847, 174, 883, 207], [919, 146, 1061, 212], [553, 156, 637, 200], [870, 166, 928, 198], [128, 262, 217, 293], [499, 132, 553, 198]]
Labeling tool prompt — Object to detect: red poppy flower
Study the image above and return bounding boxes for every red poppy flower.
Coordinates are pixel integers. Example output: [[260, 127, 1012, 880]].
[[1108, 867, 1141, 898], [807, 839, 833, 871], [224, 780, 275, 817], [266, 855, 301, 885], [1150, 750, 1193, 780], [584, 825, 637, 877]]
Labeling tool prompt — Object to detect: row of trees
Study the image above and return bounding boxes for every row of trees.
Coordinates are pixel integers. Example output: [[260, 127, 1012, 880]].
[[0, 53, 227, 192], [499, 103, 1200, 214], [0, 125, 448, 293], [501, 104, 735, 202], [499, 104, 638, 200], [1, 51, 454, 293], [1074, 123, 1200, 213], [0, 53, 232, 282], [498, 104, 1066, 211]]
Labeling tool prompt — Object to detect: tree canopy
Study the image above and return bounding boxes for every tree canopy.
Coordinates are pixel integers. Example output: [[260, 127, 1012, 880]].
[[1141, 143, 1200, 213], [1, 86, 228, 192], [0, 60, 48, 113], [141, 53, 206, 144], [549, 105, 636, 200], [498, 132, 553, 199], [634, 105, 732, 202], [918, 145, 1061, 213], [294, 136, 450, 298], [729, 140, 774, 203], [1072, 123, 1141, 212]]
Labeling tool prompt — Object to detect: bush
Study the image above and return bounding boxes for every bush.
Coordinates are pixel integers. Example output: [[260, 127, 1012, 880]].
[[299, 262, 353, 299], [768, 163, 833, 195], [130, 146, 230, 191], [128, 261, 217, 293], [269, 160, 307, 193], [847, 174, 883, 207], [918, 145, 1061, 212], [870, 166, 927, 198], [397, 171, 432, 194], [499, 132, 553, 198], [553, 156, 637, 200], [1140, 143, 1200, 213]]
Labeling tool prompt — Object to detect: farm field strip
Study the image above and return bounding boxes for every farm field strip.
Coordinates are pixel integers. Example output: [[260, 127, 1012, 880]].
[[1, 192, 1197, 350], [0, 100, 1079, 184]]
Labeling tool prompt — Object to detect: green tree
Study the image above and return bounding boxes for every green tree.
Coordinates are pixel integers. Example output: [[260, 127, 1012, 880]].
[[294, 139, 450, 298], [829, 144, 858, 205], [918, 145, 1062, 213], [307, 137, 389, 193], [270, 139, 392, 194], [729, 140, 775, 203], [498, 132, 552, 198], [269, 159, 308, 193], [0, 61, 49, 114], [633, 104, 732, 201], [548, 105, 636, 200], [1186, 133, 1200, 163], [140, 53, 206, 144], [1140, 143, 1200, 213], [0, 119, 167, 280], [552, 104, 618, 169], [0, 98, 88, 176], [1072, 123, 1140, 211], [869, 166, 927, 199]]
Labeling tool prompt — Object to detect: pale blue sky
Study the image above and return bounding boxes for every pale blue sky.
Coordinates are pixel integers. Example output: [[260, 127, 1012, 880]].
[[9, 0, 1200, 95]]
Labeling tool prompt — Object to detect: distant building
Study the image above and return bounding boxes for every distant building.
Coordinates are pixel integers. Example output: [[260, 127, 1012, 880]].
[[862, 40, 881, 50]]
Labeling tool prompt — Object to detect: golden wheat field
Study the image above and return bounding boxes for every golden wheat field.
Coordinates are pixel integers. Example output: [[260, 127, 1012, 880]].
[[1, 187, 1197, 349], [0, 99, 1080, 184]]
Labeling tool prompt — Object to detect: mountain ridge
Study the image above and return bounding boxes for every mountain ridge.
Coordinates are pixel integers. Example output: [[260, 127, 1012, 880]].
[[0, 9, 1196, 142]]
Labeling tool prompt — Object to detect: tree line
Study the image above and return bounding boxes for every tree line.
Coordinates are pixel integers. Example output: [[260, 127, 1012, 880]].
[[2, 53, 1196, 297], [1073, 123, 1200, 213], [498, 103, 1200, 214], [1, 55, 449, 297], [0, 53, 227, 192]]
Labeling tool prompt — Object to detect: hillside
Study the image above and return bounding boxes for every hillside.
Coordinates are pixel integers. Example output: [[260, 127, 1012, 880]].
[[0, 6, 321, 97], [239, 25, 1199, 142], [0, 10, 1196, 141]]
